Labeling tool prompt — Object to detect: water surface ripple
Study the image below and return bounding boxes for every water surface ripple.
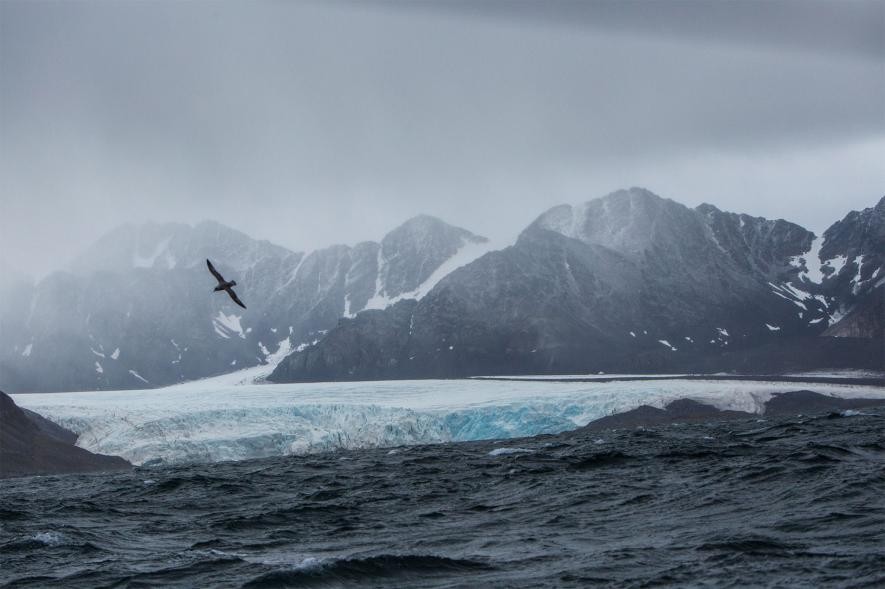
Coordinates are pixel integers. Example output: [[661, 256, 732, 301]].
[[2, 410, 884, 588]]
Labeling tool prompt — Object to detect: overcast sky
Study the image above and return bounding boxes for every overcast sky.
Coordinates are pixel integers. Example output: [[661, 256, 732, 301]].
[[1, 0, 883, 279]]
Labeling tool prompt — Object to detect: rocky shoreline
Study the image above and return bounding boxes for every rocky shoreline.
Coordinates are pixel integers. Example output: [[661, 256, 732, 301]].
[[579, 390, 885, 433]]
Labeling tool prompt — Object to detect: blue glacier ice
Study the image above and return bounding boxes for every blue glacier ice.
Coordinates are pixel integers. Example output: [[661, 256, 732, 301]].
[[12, 378, 884, 466]]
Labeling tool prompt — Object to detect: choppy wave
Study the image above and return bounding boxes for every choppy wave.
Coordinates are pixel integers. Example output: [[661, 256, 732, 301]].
[[2, 408, 884, 587]]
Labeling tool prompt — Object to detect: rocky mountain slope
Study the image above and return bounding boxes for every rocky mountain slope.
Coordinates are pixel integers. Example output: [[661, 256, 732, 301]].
[[0, 217, 489, 392], [270, 190, 884, 381], [818, 197, 885, 338], [578, 391, 885, 433]]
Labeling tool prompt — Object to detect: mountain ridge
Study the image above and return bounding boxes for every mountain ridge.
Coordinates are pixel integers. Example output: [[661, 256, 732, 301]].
[[269, 189, 884, 382], [0, 215, 488, 392], [2, 190, 881, 392]]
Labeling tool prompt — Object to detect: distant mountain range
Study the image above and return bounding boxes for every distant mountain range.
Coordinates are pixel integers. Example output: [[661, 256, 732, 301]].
[[1, 189, 881, 392], [0, 216, 491, 392], [268, 189, 884, 382]]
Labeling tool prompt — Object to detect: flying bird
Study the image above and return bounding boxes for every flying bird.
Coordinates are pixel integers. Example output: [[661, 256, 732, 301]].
[[206, 259, 247, 309]]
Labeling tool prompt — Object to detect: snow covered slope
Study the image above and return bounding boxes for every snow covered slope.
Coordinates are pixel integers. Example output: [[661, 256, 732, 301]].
[[13, 379, 884, 466]]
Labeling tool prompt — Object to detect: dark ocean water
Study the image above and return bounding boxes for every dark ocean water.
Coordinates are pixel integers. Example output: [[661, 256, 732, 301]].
[[2, 410, 884, 588]]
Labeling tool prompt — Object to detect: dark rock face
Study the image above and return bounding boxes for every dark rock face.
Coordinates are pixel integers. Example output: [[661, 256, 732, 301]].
[[823, 286, 884, 339], [271, 300, 419, 382], [698, 204, 815, 283], [685, 336, 884, 374], [819, 196, 884, 278], [274, 189, 884, 381], [818, 197, 885, 337], [0, 217, 485, 392], [764, 390, 885, 416], [20, 407, 79, 445], [0, 391, 130, 478], [581, 399, 753, 432]]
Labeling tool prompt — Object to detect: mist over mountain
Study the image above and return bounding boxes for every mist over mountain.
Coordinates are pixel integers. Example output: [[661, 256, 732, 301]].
[[0, 216, 490, 392], [1, 189, 881, 394]]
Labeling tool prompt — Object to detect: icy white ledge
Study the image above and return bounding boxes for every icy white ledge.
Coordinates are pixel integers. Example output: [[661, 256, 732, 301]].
[[13, 379, 885, 467]]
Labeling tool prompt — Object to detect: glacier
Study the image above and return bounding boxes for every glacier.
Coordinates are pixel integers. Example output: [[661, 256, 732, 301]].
[[12, 378, 885, 467]]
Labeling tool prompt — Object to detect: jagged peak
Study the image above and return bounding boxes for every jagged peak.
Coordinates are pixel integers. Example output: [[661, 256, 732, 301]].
[[70, 219, 293, 275], [388, 214, 450, 236], [851, 195, 885, 216], [608, 186, 663, 201], [399, 213, 447, 227], [529, 187, 683, 242], [383, 214, 486, 245], [583, 187, 676, 214], [696, 204, 782, 229], [696, 202, 726, 216], [193, 219, 245, 234]]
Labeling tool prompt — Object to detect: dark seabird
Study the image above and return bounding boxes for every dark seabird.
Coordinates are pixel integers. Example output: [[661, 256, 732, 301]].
[[206, 259, 247, 309]]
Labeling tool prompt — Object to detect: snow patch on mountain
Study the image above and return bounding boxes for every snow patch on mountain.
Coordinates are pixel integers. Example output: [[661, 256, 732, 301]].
[[409, 238, 499, 300], [163, 249, 177, 269], [363, 237, 498, 311], [165, 336, 293, 388], [768, 281, 827, 311], [791, 236, 825, 283], [294, 340, 318, 353], [133, 236, 172, 269], [213, 311, 246, 339], [850, 255, 865, 294], [128, 370, 149, 384], [828, 306, 848, 326], [364, 249, 388, 310], [790, 237, 859, 286], [827, 255, 848, 276], [279, 251, 309, 289]]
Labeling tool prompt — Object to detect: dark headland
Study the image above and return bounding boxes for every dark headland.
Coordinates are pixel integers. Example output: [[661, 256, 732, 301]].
[[0, 391, 131, 479], [579, 390, 885, 433]]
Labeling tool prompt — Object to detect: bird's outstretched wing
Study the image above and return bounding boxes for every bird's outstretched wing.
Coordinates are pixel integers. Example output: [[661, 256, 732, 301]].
[[206, 259, 225, 283], [226, 288, 247, 309]]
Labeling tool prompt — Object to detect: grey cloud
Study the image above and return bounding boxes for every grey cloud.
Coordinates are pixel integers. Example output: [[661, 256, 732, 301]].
[[367, 0, 884, 60], [1, 0, 883, 279]]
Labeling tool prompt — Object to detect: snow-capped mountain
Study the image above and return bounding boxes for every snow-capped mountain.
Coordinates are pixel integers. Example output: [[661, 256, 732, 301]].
[[0, 217, 488, 392], [270, 190, 884, 382]]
